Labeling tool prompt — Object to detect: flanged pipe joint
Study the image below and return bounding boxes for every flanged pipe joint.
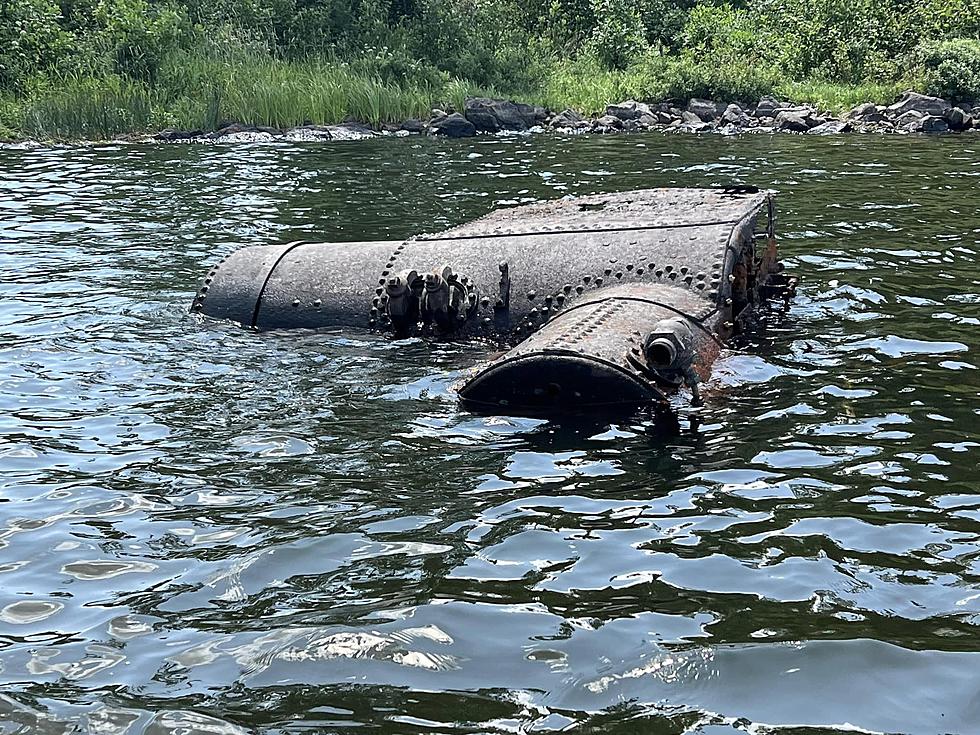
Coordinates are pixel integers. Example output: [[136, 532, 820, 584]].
[[642, 316, 702, 403]]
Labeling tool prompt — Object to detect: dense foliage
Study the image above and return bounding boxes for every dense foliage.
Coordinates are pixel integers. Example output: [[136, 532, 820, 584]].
[[1, 0, 979, 137]]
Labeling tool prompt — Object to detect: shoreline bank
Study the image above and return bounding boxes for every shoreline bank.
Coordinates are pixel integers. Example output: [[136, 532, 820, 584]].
[[3, 91, 977, 147]]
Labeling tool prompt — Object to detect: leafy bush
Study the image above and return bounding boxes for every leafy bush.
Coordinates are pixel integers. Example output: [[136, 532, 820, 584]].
[[681, 2, 760, 62], [750, 0, 907, 83], [94, 0, 196, 81], [919, 38, 980, 102], [540, 51, 660, 112], [638, 0, 696, 52], [587, 0, 649, 70], [0, 0, 72, 92], [655, 56, 781, 103]]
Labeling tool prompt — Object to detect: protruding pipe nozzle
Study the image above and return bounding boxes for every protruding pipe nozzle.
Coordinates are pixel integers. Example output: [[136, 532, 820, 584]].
[[420, 265, 478, 334], [385, 269, 421, 333], [642, 316, 701, 404], [644, 337, 678, 369], [642, 316, 695, 373]]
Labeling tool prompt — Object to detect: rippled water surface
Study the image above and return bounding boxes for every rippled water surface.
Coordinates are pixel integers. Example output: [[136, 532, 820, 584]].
[[1, 133, 978, 735]]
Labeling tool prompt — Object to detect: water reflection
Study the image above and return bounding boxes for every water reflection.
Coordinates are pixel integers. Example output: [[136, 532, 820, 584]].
[[0, 133, 977, 734]]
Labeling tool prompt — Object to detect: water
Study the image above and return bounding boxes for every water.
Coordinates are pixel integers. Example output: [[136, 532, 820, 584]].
[[1, 133, 978, 735]]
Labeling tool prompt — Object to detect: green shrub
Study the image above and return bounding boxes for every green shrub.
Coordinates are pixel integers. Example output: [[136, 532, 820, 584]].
[[681, 2, 760, 62], [639, 0, 696, 52], [539, 51, 660, 112], [94, 0, 196, 81], [587, 0, 649, 70], [0, 0, 73, 92], [656, 55, 781, 103], [919, 38, 980, 102], [750, 0, 907, 83], [0, 94, 25, 137]]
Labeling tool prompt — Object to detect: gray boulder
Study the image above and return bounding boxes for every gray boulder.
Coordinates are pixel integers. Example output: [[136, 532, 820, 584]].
[[918, 115, 950, 133], [680, 110, 703, 125], [897, 111, 949, 133], [154, 128, 201, 141], [401, 118, 424, 133], [595, 114, 623, 130], [464, 98, 536, 132], [807, 120, 852, 135], [687, 98, 718, 122], [680, 120, 713, 133], [636, 112, 658, 127], [720, 103, 750, 127], [430, 113, 476, 138], [945, 106, 973, 131], [774, 109, 814, 132], [753, 95, 788, 118], [549, 109, 586, 129], [894, 110, 925, 130], [887, 92, 951, 118], [846, 103, 885, 123], [606, 100, 652, 121]]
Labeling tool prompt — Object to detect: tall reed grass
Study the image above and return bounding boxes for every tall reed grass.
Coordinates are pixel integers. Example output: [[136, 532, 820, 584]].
[[18, 49, 488, 139], [9, 37, 915, 140]]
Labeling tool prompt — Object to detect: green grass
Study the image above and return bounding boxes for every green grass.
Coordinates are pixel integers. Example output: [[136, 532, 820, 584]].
[[5, 45, 923, 140], [16, 51, 491, 140], [536, 55, 660, 114], [776, 80, 909, 112], [21, 75, 166, 138]]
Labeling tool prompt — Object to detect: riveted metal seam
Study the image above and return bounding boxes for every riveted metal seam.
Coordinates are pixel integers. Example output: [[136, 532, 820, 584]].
[[416, 218, 744, 242], [250, 240, 310, 328], [548, 294, 725, 347]]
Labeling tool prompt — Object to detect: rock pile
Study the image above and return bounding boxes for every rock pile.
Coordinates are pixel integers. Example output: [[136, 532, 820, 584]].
[[422, 91, 977, 138], [144, 91, 978, 144]]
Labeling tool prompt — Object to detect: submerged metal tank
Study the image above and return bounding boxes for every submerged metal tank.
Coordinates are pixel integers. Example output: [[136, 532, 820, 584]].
[[192, 187, 795, 414]]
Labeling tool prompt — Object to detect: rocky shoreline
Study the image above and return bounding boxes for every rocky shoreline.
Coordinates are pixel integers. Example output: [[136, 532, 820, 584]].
[[4, 91, 978, 147]]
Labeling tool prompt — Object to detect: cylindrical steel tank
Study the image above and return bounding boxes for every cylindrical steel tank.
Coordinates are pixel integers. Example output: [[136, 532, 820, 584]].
[[192, 187, 794, 413]]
